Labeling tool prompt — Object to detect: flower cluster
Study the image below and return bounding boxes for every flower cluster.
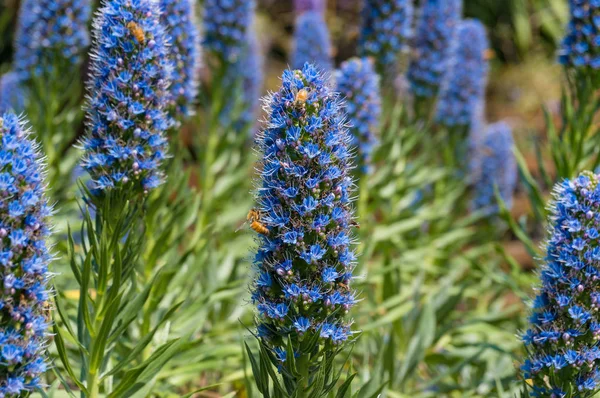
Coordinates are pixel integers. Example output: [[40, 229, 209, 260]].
[[14, 0, 91, 81], [220, 23, 264, 132], [203, 0, 255, 63], [160, 0, 201, 120], [470, 121, 517, 214], [559, 0, 600, 69], [0, 72, 25, 114], [436, 19, 489, 129], [80, 0, 172, 194], [358, 0, 413, 76], [0, 113, 53, 397], [407, 0, 462, 99], [251, 63, 358, 365], [335, 57, 381, 174], [292, 11, 333, 72], [521, 171, 600, 396], [294, 0, 326, 14]]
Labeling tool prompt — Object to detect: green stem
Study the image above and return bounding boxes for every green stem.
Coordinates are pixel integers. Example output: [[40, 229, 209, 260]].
[[87, 370, 100, 398], [296, 354, 310, 398]]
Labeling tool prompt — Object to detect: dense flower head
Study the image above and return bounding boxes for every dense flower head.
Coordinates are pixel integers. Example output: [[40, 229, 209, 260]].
[[294, 0, 326, 14], [470, 121, 517, 215], [407, 0, 462, 99], [203, 0, 255, 63], [358, 0, 413, 76], [436, 19, 489, 128], [251, 63, 358, 364], [0, 73, 25, 114], [520, 171, 600, 396], [0, 113, 53, 397], [220, 23, 264, 132], [160, 0, 201, 120], [292, 11, 333, 72], [14, 0, 91, 80], [80, 0, 172, 194], [559, 0, 600, 69], [335, 57, 381, 174]]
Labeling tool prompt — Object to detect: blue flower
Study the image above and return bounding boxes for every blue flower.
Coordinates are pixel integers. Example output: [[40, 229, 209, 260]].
[[0, 113, 53, 397], [203, 0, 255, 63], [80, 0, 172, 194], [358, 0, 413, 76], [521, 171, 600, 396], [335, 57, 381, 174], [251, 64, 358, 373], [14, 0, 91, 80], [407, 0, 462, 100], [436, 19, 489, 129], [160, 0, 201, 120], [470, 121, 517, 215], [292, 11, 333, 72], [559, 1, 600, 70], [0, 72, 25, 114], [294, 0, 325, 13]]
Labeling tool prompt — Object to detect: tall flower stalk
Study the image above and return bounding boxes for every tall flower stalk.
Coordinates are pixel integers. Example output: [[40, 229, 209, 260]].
[[407, 0, 462, 120], [521, 171, 600, 396], [0, 72, 24, 114], [53, 1, 183, 396], [247, 63, 359, 396], [0, 113, 53, 397]]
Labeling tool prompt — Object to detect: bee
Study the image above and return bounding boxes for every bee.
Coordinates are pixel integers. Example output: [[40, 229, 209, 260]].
[[295, 89, 309, 105], [247, 208, 269, 235], [127, 21, 145, 44]]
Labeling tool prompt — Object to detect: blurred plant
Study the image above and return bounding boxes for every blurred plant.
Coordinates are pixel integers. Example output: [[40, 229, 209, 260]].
[[12, 0, 91, 201], [293, 0, 326, 14], [358, 0, 413, 80], [203, 0, 254, 64], [407, 0, 463, 120], [246, 63, 359, 396], [335, 57, 381, 176], [435, 19, 489, 137], [520, 171, 600, 396], [52, 1, 184, 396], [471, 121, 517, 216], [160, 0, 201, 123], [0, 113, 53, 397], [0, 71, 24, 113], [291, 11, 333, 72]]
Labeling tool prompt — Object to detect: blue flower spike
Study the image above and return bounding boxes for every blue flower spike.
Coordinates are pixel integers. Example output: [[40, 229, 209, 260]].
[[14, 0, 91, 81], [251, 63, 359, 383], [521, 171, 600, 397], [0, 113, 53, 397], [80, 0, 172, 195], [335, 57, 381, 174], [358, 0, 413, 77], [292, 11, 333, 72], [160, 0, 201, 121]]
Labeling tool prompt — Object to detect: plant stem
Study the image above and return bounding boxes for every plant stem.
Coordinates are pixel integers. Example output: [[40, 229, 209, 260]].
[[296, 354, 310, 398]]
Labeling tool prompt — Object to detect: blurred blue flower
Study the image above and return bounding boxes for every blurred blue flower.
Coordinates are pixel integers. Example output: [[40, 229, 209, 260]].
[[559, 0, 600, 69], [220, 23, 264, 132], [160, 0, 201, 120], [436, 19, 489, 129], [0, 72, 25, 114], [470, 121, 517, 215], [335, 57, 381, 174], [252, 63, 358, 369], [14, 0, 91, 80], [358, 0, 413, 76], [292, 11, 333, 72], [521, 171, 600, 396], [80, 0, 172, 194], [294, 0, 326, 13], [0, 112, 53, 397], [407, 0, 462, 99], [203, 0, 255, 63]]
